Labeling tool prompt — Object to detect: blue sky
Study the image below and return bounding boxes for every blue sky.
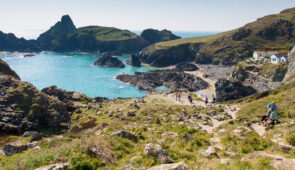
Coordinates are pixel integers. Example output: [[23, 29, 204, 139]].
[[1, 0, 295, 39]]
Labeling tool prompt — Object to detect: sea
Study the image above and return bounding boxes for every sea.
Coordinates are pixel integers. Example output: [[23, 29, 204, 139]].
[[0, 31, 217, 99]]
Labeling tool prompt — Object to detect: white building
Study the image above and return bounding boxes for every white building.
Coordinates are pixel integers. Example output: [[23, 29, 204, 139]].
[[253, 51, 278, 60], [270, 54, 288, 64]]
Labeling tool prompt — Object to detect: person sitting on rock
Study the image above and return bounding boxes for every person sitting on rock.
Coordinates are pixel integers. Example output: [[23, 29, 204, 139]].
[[270, 108, 279, 125], [267, 101, 278, 117]]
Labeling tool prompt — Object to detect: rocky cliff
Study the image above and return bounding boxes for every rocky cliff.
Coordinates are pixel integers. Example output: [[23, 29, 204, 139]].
[[137, 7, 295, 67], [0, 59, 20, 79], [37, 15, 77, 50], [284, 46, 295, 82], [94, 54, 125, 68], [140, 29, 180, 45], [0, 60, 71, 134], [0, 31, 41, 52]]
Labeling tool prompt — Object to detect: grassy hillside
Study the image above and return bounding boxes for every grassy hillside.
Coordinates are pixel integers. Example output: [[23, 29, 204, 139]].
[[70, 26, 138, 42], [145, 7, 295, 65]]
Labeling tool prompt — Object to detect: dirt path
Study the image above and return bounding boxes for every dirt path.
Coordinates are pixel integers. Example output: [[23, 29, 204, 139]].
[[185, 70, 217, 95], [147, 92, 239, 133], [251, 123, 266, 136]]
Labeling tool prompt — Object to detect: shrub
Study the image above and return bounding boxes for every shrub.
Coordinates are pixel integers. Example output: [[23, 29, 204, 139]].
[[69, 153, 104, 170]]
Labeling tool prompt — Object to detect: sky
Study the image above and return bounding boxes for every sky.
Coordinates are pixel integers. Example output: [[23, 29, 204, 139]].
[[1, 0, 295, 39]]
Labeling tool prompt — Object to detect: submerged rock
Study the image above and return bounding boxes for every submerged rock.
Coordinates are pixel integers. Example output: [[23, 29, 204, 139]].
[[94, 54, 125, 68]]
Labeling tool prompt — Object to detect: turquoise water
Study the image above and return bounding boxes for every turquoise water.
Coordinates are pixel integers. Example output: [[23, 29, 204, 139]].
[[1, 53, 152, 99], [155, 86, 169, 92]]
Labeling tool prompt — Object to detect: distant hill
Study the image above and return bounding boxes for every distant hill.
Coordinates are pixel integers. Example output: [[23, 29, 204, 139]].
[[138, 7, 295, 67]]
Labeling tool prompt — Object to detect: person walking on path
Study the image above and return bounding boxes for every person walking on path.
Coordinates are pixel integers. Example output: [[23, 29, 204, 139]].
[[178, 91, 182, 101], [176, 91, 179, 101], [205, 97, 208, 105]]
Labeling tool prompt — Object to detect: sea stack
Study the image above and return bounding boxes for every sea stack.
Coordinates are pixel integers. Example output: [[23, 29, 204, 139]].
[[127, 54, 141, 67], [94, 54, 125, 68]]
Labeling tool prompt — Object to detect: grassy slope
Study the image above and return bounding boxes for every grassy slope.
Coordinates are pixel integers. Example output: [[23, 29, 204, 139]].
[[72, 26, 139, 42], [156, 8, 295, 50]]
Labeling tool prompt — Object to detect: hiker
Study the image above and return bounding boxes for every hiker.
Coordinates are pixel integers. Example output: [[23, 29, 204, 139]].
[[267, 101, 278, 117], [138, 98, 145, 103], [188, 92, 193, 104], [212, 95, 216, 103], [270, 108, 279, 125], [205, 97, 208, 105]]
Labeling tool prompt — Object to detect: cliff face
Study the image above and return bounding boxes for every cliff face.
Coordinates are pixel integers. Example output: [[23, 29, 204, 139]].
[[0, 59, 20, 79], [37, 15, 77, 50], [137, 7, 295, 67], [0, 31, 41, 52], [284, 46, 295, 82]]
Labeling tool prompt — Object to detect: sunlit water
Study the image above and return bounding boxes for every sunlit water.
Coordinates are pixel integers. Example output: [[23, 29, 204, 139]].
[[1, 52, 153, 99]]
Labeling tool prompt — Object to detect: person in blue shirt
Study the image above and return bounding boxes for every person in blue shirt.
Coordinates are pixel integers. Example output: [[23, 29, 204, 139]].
[[267, 101, 278, 116]]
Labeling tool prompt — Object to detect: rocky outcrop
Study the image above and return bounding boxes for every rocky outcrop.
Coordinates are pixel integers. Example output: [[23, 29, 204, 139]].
[[0, 31, 41, 52], [138, 43, 201, 67], [215, 79, 257, 102], [94, 54, 125, 68], [110, 130, 138, 141], [232, 28, 252, 41], [147, 162, 188, 170], [2, 142, 28, 156], [22, 131, 42, 141], [175, 63, 198, 71], [87, 145, 115, 163], [284, 46, 295, 82], [127, 54, 141, 67], [116, 69, 209, 92], [37, 15, 76, 49], [0, 59, 20, 79], [0, 75, 70, 134], [257, 19, 293, 40], [143, 143, 173, 164], [140, 29, 180, 45]]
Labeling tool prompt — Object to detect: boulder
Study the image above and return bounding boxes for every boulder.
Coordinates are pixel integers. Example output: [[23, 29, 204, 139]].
[[201, 146, 219, 158], [127, 54, 141, 67], [81, 118, 96, 129], [87, 145, 115, 163], [110, 130, 138, 141], [34, 162, 69, 170], [215, 79, 256, 102], [143, 143, 173, 164], [174, 63, 199, 71], [147, 162, 188, 170], [124, 164, 146, 170], [22, 131, 42, 141], [2, 142, 28, 156], [94, 54, 125, 68]]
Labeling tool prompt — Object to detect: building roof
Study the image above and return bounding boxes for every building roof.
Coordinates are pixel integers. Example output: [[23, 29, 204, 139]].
[[271, 53, 288, 59]]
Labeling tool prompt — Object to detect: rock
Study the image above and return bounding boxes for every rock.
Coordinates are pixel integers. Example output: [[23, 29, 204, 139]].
[[175, 63, 199, 71], [87, 145, 115, 163], [0, 75, 70, 135], [284, 46, 295, 82], [201, 147, 219, 158], [127, 54, 141, 67], [140, 29, 180, 45], [143, 143, 173, 164], [147, 162, 188, 170], [22, 131, 42, 141], [124, 164, 146, 170], [220, 159, 230, 165], [116, 69, 209, 92], [69, 126, 80, 134], [215, 79, 256, 102], [218, 129, 226, 133], [232, 28, 251, 41], [81, 118, 96, 129], [271, 159, 295, 170], [110, 130, 138, 141], [127, 112, 136, 117], [34, 162, 69, 170], [37, 15, 76, 49], [0, 59, 20, 79], [2, 142, 28, 156], [28, 142, 39, 149], [94, 54, 125, 68]]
